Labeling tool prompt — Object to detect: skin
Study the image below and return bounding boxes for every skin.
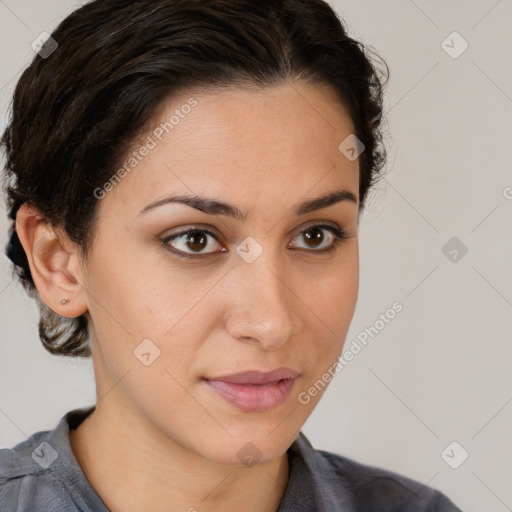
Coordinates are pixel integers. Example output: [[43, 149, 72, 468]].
[[16, 81, 360, 512]]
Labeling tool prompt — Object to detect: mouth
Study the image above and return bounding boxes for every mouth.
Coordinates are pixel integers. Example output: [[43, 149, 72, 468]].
[[203, 368, 300, 412]]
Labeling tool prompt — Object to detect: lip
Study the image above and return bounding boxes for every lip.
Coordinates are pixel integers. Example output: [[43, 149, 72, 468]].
[[205, 368, 300, 385], [204, 368, 300, 412]]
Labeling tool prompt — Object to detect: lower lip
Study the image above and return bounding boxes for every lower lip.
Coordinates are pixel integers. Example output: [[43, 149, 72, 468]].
[[204, 377, 297, 412]]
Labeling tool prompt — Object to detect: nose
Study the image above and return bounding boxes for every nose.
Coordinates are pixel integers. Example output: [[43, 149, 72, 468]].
[[222, 250, 301, 350]]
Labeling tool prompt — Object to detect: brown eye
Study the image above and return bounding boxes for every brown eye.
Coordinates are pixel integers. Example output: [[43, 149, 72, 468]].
[[302, 226, 325, 248], [161, 224, 347, 260], [186, 231, 208, 252], [161, 228, 224, 257], [291, 224, 347, 252]]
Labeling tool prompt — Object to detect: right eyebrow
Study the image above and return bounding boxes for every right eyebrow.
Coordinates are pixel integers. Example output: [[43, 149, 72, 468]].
[[138, 188, 358, 220]]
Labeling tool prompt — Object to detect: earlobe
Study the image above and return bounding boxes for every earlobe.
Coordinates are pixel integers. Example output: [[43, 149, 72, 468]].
[[15, 203, 88, 318]]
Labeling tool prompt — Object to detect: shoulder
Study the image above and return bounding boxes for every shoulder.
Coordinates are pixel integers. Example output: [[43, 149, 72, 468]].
[[291, 433, 463, 512], [0, 430, 73, 511], [320, 449, 461, 511], [0, 407, 98, 512]]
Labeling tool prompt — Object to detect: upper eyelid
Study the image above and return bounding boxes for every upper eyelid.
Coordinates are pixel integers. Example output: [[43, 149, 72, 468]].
[[163, 220, 342, 239], [162, 223, 343, 248]]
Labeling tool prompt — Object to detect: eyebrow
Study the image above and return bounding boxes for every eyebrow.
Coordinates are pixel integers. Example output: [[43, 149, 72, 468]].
[[139, 189, 358, 220]]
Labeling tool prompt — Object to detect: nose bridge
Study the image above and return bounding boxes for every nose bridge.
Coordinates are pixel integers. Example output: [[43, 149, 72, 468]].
[[223, 244, 298, 348]]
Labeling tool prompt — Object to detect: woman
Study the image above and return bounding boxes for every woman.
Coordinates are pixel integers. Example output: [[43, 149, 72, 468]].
[[0, 0, 462, 510]]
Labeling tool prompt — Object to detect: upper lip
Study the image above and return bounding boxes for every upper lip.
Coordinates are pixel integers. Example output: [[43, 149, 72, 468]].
[[205, 368, 300, 385]]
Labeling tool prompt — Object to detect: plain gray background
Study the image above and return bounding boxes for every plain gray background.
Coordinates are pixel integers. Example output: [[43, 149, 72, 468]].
[[1, 1, 510, 511]]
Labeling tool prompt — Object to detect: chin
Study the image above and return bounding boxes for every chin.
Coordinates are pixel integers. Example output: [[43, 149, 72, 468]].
[[198, 429, 293, 467]]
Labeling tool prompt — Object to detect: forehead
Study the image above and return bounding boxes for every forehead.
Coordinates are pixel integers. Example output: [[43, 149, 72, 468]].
[[98, 82, 359, 219]]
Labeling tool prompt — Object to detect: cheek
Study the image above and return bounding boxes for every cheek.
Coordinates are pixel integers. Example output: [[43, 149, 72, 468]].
[[302, 244, 359, 332], [85, 229, 182, 333], [84, 241, 221, 383], [296, 247, 359, 384], [83, 248, 208, 419]]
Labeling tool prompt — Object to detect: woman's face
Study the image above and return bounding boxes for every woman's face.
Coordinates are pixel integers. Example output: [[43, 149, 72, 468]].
[[79, 82, 360, 464]]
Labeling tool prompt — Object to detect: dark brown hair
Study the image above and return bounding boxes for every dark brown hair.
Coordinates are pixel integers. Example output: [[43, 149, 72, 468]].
[[2, 0, 388, 357]]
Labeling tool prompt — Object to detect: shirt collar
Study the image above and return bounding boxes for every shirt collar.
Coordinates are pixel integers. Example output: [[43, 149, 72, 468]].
[[14, 406, 353, 512], [278, 430, 354, 511]]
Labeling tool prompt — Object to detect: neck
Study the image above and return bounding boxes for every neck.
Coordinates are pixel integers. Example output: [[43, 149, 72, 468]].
[[69, 399, 290, 512]]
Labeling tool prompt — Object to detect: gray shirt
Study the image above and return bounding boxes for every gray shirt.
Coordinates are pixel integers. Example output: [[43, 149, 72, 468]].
[[0, 406, 463, 511]]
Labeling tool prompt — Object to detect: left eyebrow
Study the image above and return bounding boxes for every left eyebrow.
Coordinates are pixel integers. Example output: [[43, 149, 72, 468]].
[[138, 188, 358, 220], [294, 189, 358, 215]]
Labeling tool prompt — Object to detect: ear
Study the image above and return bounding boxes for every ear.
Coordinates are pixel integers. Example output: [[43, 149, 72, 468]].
[[15, 203, 88, 318]]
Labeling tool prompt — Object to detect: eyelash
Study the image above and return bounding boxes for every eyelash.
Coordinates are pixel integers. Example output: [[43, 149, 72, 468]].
[[159, 224, 348, 260]]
